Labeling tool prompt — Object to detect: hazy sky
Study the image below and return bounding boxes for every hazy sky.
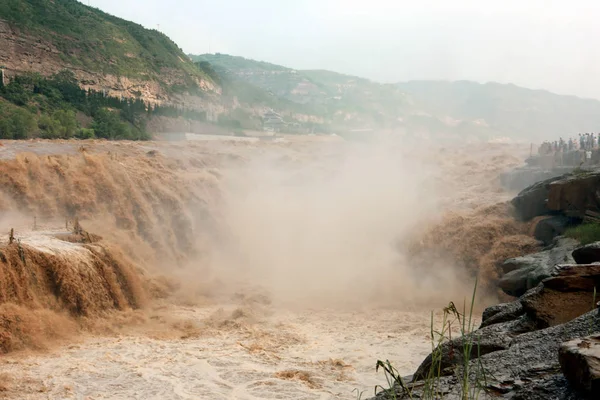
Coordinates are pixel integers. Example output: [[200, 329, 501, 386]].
[[89, 0, 600, 99]]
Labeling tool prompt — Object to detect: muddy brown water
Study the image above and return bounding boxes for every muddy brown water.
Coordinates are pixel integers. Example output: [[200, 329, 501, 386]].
[[0, 136, 527, 399]]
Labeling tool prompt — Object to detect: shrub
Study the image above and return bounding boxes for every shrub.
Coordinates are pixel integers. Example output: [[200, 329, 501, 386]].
[[76, 128, 96, 139], [38, 110, 78, 139], [8, 108, 36, 139], [53, 110, 78, 138], [92, 108, 132, 139], [38, 115, 62, 139]]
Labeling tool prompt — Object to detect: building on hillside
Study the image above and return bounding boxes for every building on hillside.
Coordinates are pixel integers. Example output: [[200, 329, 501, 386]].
[[262, 109, 286, 132]]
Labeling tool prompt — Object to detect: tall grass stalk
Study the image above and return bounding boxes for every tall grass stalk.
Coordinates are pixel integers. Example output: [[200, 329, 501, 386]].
[[375, 279, 486, 400]]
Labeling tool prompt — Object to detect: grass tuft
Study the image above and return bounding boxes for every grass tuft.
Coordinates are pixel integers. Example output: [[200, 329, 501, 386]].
[[564, 223, 600, 245]]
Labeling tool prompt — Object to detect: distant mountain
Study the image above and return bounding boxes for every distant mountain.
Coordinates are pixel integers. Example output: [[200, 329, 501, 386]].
[[191, 53, 600, 141], [397, 80, 600, 140]]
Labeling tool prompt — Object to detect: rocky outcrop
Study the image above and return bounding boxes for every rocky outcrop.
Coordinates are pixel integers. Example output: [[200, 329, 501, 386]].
[[510, 175, 564, 221], [547, 171, 600, 217], [509, 169, 600, 223], [498, 237, 578, 297], [371, 248, 600, 400], [559, 335, 600, 398], [375, 172, 600, 399], [372, 309, 600, 399]]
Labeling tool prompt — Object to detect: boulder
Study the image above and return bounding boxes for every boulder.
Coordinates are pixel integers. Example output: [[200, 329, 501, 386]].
[[547, 171, 600, 217], [559, 335, 600, 398], [511, 175, 564, 221], [499, 238, 578, 297], [573, 242, 600, 264], [533, 216, 579, 246]]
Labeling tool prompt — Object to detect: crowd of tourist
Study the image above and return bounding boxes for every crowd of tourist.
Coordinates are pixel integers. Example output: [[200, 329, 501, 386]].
[[539, 133, 599, 155]]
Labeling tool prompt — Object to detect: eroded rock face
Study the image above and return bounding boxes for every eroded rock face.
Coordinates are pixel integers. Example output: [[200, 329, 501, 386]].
[[501, 263, 600, 328], [559, 335, 600, 397], [499, 238, 578, 297], [521, 283, 595, 328], [547, 172, 600, 217]]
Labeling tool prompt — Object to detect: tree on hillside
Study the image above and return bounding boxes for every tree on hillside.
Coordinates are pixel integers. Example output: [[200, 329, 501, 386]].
[[1, 80, 30, 106], [50, 70, 86, 106], [7, 108, 36, 139], [92, 108, 132, 139]]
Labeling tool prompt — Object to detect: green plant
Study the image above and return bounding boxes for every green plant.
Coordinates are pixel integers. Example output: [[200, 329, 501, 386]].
[[374, 279, 487, 400], [76, 128, 96, 139], [565, 223, 600, 245]]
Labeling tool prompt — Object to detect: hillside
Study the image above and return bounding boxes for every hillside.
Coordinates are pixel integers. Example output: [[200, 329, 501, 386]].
[[191, 53, 411, 133], [191, 53, 600, 141], [0, 0, 217, 104]]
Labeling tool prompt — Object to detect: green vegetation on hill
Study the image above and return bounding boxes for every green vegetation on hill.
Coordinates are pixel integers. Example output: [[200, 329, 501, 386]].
[[0, 69, 208, 140], [0, 70, 148, 139], [0, 0, 207, 85]]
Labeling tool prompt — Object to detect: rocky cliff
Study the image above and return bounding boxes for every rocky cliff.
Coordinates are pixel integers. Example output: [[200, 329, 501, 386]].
[[0, 0, 218, 107]]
